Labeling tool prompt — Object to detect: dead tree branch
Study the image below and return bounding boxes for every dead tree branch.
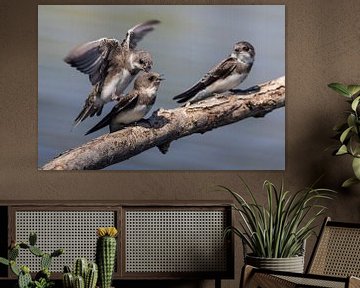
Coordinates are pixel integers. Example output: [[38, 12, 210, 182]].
[[41, 76, 285, 170]]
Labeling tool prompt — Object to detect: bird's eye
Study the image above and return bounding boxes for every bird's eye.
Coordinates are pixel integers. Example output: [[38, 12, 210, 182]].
[[243, 46, 250, 52], [139, 59, 145, 64], [234, 48, 240, 52], [148, 76, 155, 81]]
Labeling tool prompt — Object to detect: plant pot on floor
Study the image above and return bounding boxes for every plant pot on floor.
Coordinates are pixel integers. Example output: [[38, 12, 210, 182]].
[[221, 179, 334, 276], [242, 240, 306, 273], [245, 254, 304, 273]]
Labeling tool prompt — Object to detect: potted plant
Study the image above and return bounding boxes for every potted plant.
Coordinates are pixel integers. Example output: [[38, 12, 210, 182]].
[[61, 227, 117, 288], [0, 232, 64, 288], [96, 227, 117, 288], [62, 258, 98, 288], [221, 179, 334, 273], [328, 83, 360, 187]]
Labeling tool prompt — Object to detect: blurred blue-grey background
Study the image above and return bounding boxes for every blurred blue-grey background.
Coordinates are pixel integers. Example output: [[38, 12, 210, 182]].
[[38, 5, 285, 170]]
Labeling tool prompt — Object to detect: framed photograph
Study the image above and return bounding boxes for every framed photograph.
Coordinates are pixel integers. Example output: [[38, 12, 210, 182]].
[[38, 5, 285, 170]]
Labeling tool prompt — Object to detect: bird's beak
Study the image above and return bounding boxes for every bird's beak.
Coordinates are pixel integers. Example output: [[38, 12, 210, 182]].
[[144, 65, 152, 72], [159, 74, 165, 81]]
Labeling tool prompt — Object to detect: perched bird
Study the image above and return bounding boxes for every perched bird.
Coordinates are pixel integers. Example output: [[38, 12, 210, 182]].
[[64, 20, 160, 125], [85, 72, 164, 135], [173, 41, 255, 104]]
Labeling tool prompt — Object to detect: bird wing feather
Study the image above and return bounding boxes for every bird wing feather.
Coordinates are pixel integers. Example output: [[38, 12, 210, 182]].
[[64, 38, 119, 85], [173, 57, 237, 102], [85, 91, 139, 135], [121, 20, 160, 50]]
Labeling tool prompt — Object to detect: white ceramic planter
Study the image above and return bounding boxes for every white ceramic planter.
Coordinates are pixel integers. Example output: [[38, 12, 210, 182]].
[[245, 254, 305, 273]]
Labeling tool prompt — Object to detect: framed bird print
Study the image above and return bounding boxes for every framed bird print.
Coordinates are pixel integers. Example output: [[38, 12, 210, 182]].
[[38, 5, 285, 170]]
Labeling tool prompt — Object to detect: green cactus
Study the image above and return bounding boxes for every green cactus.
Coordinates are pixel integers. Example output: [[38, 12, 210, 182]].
[[0, 257, 9, 266], [63, 271, 74, 288], [41, 253, 52, 270], [19, 243, 30, 249], [63, 259, 98, 288], [73, 275, 85, 288], [51, 248, 64, 258], [29, 232, 37, 246], [21, 265, 30, 274], [18, 269, 32, 288], [74, 258, 88, 279], [10, 260, 21, 276], [9, 246, 19, 260], [96, 227, 118, 288], [63, 265, 72, 273], [29, 245, 44, 257], [0, 232, 63, 288], [85, 263, 98, 288]]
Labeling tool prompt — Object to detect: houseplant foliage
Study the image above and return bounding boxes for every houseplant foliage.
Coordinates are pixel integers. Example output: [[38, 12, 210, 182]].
[[222, 179, 334, 259], [0, 232, 63, 288], [328, 83, 360, 187]]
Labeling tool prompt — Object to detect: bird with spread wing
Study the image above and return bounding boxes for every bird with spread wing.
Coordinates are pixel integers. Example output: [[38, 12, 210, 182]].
[[64, 20, 161, 126]]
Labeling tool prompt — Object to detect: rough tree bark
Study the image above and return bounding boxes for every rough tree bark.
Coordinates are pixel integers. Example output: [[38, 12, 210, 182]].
[[41, 76, 285, 170]]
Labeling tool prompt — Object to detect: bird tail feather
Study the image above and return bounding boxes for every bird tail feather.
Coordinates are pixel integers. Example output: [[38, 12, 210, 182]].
[[85, 112, 112, 135], [173, 82, 204, 103], [73, 86, 103, 127]]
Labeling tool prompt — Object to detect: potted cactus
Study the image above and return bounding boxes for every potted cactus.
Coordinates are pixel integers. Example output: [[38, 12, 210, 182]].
[[62, 227, 118, 288], [62, 258, 98, 288], [96, 227, 118, 288], [0, 232, 64, 288]]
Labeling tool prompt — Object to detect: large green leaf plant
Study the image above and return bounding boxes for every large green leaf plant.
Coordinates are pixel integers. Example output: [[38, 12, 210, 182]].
[[222, 179, 334, 258], [328, 83, 360, 187]]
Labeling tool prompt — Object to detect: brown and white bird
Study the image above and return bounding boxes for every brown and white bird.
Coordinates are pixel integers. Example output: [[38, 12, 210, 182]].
[[173, 41, 255, 104], [64, 20, 160, 126], [85, 72, 164, 135]]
